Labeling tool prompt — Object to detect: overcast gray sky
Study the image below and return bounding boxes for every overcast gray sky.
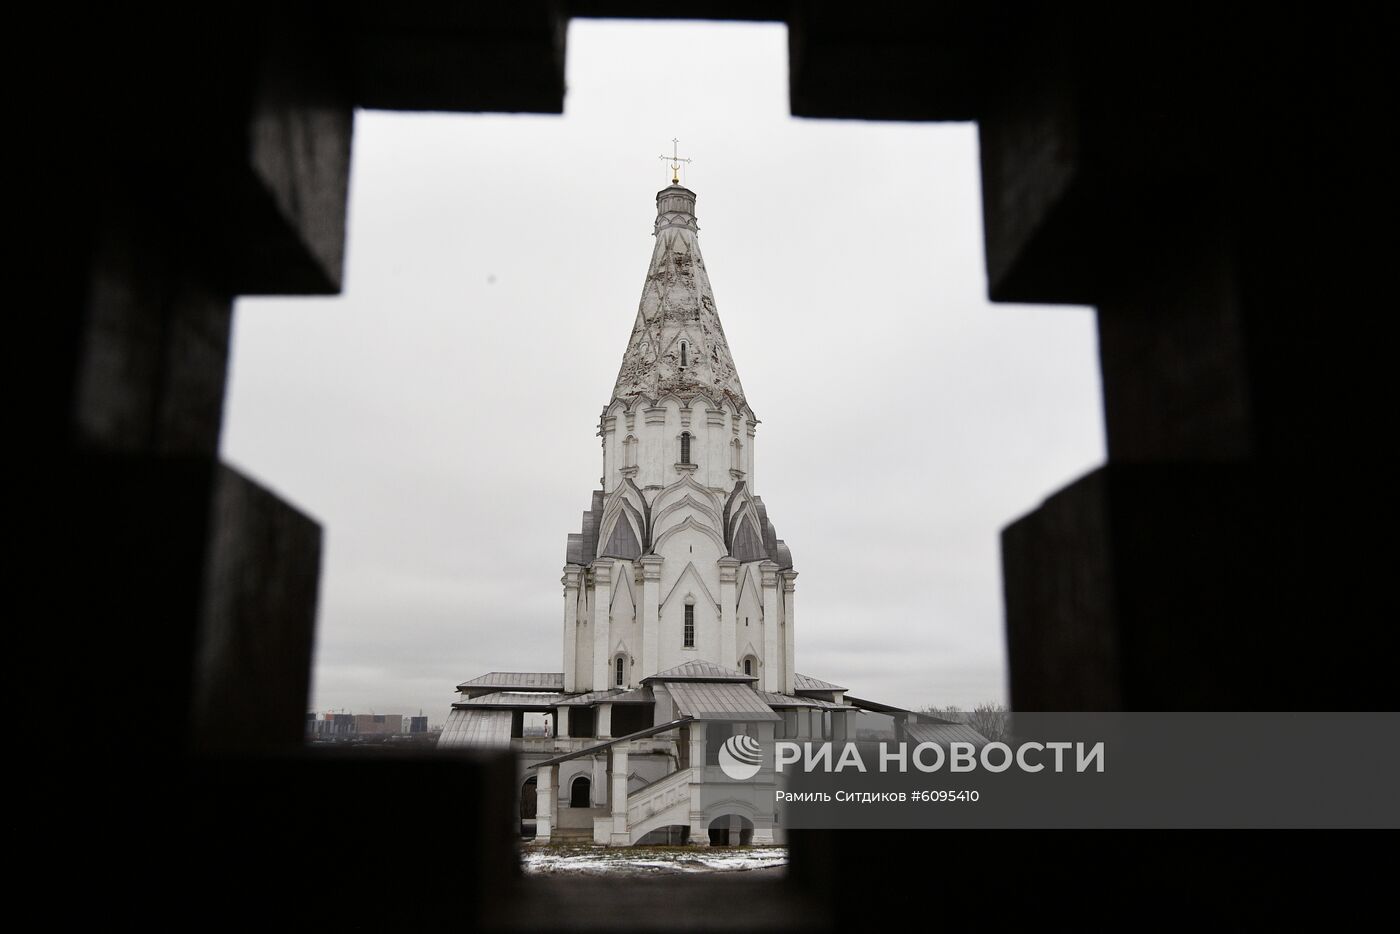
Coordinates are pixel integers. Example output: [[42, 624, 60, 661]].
[[221, 20, 1104, 722]]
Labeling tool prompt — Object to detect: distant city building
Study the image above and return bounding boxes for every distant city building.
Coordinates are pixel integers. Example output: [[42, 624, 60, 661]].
[[355, 713, 403, 735], [305, 712, 426, 741], [305, 712, 357, 740]]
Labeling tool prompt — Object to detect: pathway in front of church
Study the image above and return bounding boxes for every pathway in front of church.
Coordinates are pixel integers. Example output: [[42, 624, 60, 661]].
[[522, 844, 787, 876]]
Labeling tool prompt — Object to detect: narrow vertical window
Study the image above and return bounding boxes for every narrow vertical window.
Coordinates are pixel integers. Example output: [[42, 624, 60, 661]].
[[680, 341, 688, 367], [684, 605, 695, 647], [743, 658, 753, 676], [680, 432, 691, 464], [615, 656, 624, 687]]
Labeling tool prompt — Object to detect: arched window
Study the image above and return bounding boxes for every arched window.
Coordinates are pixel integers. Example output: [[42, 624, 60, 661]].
[[570, 776, 591, 808], [743, 657, 754, 676], [679, 340, 688, 367], [623, 435, 637, 468], [684, 603, 695, 648], [615, 655, 625, 687], [680, 432, 691, 465]]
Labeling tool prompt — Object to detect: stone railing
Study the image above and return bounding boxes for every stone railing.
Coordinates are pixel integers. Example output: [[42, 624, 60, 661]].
[[625, 766, 692, 828]]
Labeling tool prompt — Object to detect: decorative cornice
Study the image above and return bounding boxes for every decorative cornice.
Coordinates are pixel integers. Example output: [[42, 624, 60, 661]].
[[607, 390, 755, 425]]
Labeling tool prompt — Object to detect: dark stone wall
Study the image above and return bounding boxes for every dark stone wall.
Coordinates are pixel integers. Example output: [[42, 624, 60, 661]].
[[34, 1, 1390, 925]]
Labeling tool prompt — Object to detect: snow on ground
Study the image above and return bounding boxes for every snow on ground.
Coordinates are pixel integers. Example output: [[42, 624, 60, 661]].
[[522, 844, 788, 876]]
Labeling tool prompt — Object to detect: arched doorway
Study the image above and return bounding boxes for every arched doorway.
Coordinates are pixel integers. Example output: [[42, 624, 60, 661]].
[[520, 776, 537, 838], [570, 775, 591, 808], [708, 814, 754, 846]]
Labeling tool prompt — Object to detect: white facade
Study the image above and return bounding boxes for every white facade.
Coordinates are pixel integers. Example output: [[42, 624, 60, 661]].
[[562, 183, 798, 695]]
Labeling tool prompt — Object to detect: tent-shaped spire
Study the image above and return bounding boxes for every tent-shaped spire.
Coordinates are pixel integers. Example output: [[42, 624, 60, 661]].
[[612, 185, 746, 406]]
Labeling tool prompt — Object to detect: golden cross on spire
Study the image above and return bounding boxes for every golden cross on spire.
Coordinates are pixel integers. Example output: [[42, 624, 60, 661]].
[[658, 138, 692, 185]]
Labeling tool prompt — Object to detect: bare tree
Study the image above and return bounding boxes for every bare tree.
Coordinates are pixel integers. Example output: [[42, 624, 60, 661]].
[[965, 703, 1010, 744], [918, 702, 1010, 743]]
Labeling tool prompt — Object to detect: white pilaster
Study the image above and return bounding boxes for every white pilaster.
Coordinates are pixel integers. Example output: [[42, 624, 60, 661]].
[[687, 722, 708, 846], [640, 555, 664, 680], [719, 557, 739, 669], [591, 559, 613, 693], [781, 570, 798, 695], [644, 404, 667, 486], [752, 721, 776, 843], [592, 754, 608, 806], [746, 419, 757, 490], [535, 765, 554, 844], [562, 566, 583, 693], [760, 561, 780, 692], [610, 745, 630, 846], [600, 412, 617, 492], [705, 406, 725, 489]]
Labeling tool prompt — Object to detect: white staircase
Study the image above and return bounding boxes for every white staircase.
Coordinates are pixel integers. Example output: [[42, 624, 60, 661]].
[[624, 767, 694, 844]]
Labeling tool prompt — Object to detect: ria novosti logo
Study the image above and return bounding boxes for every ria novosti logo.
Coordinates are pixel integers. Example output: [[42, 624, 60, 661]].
[[718, 734, 764, 780]]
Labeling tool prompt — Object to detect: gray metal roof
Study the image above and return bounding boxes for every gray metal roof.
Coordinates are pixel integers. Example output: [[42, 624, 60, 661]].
[[455, 672, 564, 692], [793, 673, 847, 692], [566, 490, 606, 565], [756, 691, 847, 710], [644, 660, 757, 683], [607, 686, 655, 704], [555, 690, 620, 706], [453, 691, 565, 708], [843, 695, 906, 714], [437, 708, 512, 749], [773, 540, 794, 570], [667, 680, 780, 721], [529, 718, 693, 770], [904, 720, 990, 748]]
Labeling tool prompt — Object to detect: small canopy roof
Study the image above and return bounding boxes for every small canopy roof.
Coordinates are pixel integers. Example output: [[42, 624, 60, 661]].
[[643, 660, 756, 683], [793, 673, 847, 693], [557, 687, 655, 706], [667, 680, 779, 722], [438, 709, 512, 749], [452, 691, 565, 709], [455, 672, 564, 694], [755, 691, 847, 710]]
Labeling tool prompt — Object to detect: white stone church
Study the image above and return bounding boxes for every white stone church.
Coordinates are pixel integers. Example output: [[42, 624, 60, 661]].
[[438, 181, 978, 846]]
